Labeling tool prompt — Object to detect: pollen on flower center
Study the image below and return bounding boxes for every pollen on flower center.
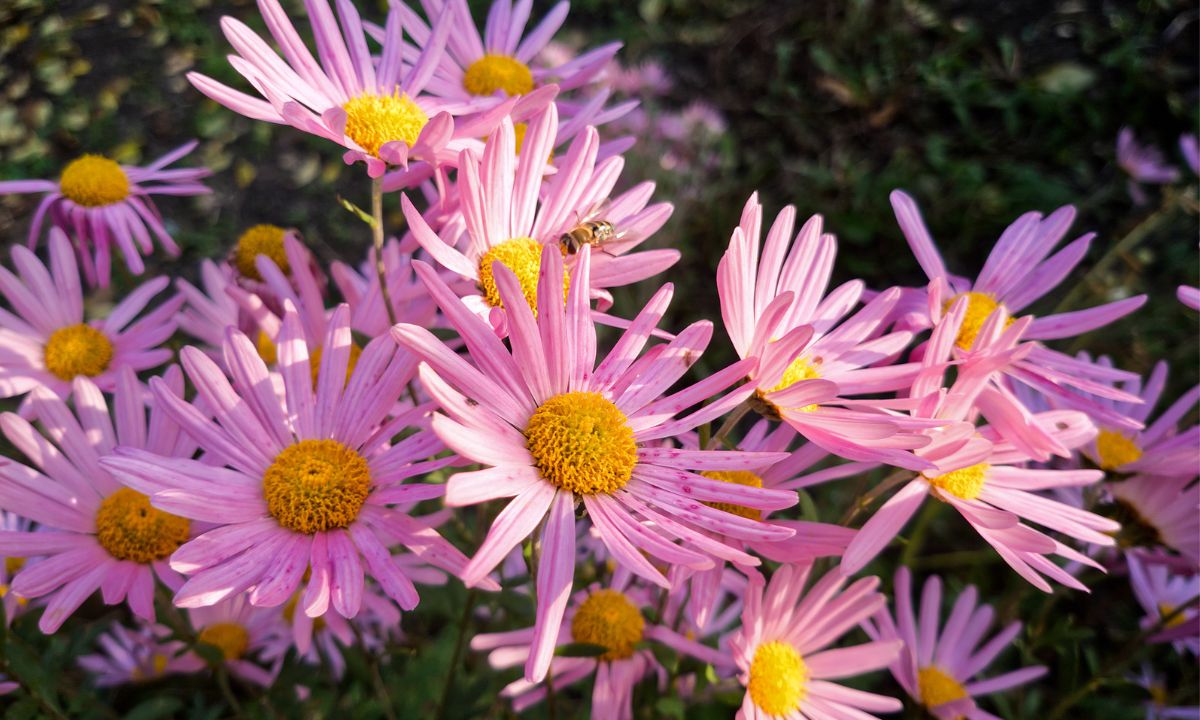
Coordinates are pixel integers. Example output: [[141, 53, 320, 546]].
[[59, 155, 130, 207], [342, 91, 429, 158], [463, 54, 535, 97], [570, 589, 645, 661], [197, 622, 250, 661], [525, 392, 637, 496], [233, 224, 289, 281], [701, 470, 765, 520], [747, 640, 809, 715], [1095, 429, 1142, 470], [926, 462, 989, 501], [918, 666, 969, 707], [262, 439, 371, 534], [43, 324, 114, 381], [94, 488, 191, 563], [945, 291, 1014, 350], [478, 237, 568, 311]]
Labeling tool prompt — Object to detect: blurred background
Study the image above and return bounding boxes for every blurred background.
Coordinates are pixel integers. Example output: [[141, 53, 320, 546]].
[[0, 1, 1197, 717]]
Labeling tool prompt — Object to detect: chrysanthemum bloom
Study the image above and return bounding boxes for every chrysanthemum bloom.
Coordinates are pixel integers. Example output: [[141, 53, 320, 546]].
[[841, 299, 1119, 591], [672, 420, 858, 630], [1133, 665, 1200, 720], [267, 584, 402, 678], [1076, 359, 1199, 478], [330, 239, 441, 337], [1128, 553, 1200, 655], [717, 193, 934, 470], [187, 0, 515, 177], [79, 622, 201, 686], [174, 259, 247, 355], [890, 190, 1147, 432], [1117, 127, 1181, 204], [0, 142, 210, 287], [405, 106, 677, 322], [393, 246, 798, 681], [863, 568, 1048, 720], [472, 578, 727, 719], [1180, 285, 1200, 311], [0, 511, 34, 624], [0, 369, 195, 632], [726, 563, 903, 720], [393, 0, 619, 107], [1107, 474, 1200, 567], [0, 229, 181, 412], [101, 304, 472, 619], [187, 594, 288, 686]]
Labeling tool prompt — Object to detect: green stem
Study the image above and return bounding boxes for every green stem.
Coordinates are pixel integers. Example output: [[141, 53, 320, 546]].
[[706, 400, 752, 450], [214, 663, 244, 716], [435, 588, 478, 720], [353, 624, 397, 720], [371, 176, 397, 326], [899, 499, 940, 567], [838, 468, 914, 528]]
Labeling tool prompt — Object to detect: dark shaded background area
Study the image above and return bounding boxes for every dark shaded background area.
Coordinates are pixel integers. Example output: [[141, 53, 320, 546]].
[[0, 2, 1197, 718]]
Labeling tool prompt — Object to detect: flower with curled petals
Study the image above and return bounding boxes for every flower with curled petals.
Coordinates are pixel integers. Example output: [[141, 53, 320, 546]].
[[1127, 553, 1200, 656], [100, 304, 474, 620], [392, 245, 798, 682]]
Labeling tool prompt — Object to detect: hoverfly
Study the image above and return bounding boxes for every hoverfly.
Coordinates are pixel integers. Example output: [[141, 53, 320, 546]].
[[557, 203, 625, 256]]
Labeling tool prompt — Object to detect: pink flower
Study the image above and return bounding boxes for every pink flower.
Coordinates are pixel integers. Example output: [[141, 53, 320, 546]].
[[1076, 359, 1199, 478], [100, 304, 474, 620], [1108, 474, 1200, 567], [79, 621, 201, 686], [392, 246, 798, 682], [1128, 553, 1200, 655], [0, 142, 209, 287], [404, 106, 676, 323], [864, 568, 1047, 719], [472, 578, 726, 719], [717, 192, 934, 470], [1118, 128, 1181, 204], [0, 229, 181, 413], [187, 0, 512, 178], [841, 299, 1119, 591], [0, 511, 34, 624], [186, 594, 288, 686], [725, 563, 903, 719], [329, 240, 441, 337], [0, 369, 195, 632]]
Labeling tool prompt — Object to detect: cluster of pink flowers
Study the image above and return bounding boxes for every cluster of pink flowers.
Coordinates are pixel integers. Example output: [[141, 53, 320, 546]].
[[0, 0, 1196, 716]]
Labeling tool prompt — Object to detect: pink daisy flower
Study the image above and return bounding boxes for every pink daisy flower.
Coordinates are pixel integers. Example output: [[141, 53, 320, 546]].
[[187, 594, 288, 687], [1134, 665, 1200, 720], [890, 189, 1147, 429], [405, 106, 677, 322], [330, 239, 441, 338], [717, 192, 935, 470], [863, 568, 1048, 720], [841, 299, 1119, 591], [0, 229, 181, 413], [0, 511, 34, 624], [1108, 474, 1200, 569], [0, 142, 209, 287], [725, 563, 903, 720], [1118, 127, 1181, 204], [1128, 552, 1200, 655], [79, 621, 201, 686], [1180, 285, 1200, 311], [392, 246, 798, 682], [472, 577, 726, 719], [0, 368, 195, 632], [391, 0, 619, 106], [1077, 359, 1200, 478], [268, 584, 402, 679], [187, 0, 516, 178], [100, 304, 475, 620], [174, 259, 247, 354]]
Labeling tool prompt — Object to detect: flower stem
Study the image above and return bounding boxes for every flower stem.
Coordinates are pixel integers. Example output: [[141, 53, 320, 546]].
[[371, 176, 397, 326], [435, 588, 478, 720], [706, 400, 752, 450], [838, 468, 914, 527]]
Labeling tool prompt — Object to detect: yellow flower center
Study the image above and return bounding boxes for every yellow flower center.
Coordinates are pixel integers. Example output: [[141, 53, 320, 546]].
[[233, 224, 289, 281], [342, 91, 429, 158], [926, 462, 989, 501], [59, 155, 130, 207], [1095, 429, 1142, 471], [256, 330, 278, 366], [944, 292, 1014, 350], [5, 557, 25, 575], [43, 324, 114, 381], [747, 640, 809, 715], [701, 470, 764, 521], [463, 54, 535, 97], [197, 622, 250, 661], [94, 488, 191, 564], [308, 343, 363, 388], [1149, 682, 1169, 706], [918, 666, 969, 708], [477, 237, 568, 311], [262, 439, 371, 534], [525, 392, 637, 496], [751, 356, 821, 419], [1159, 603, 1188, 629], [570, 589, 645, 662]]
